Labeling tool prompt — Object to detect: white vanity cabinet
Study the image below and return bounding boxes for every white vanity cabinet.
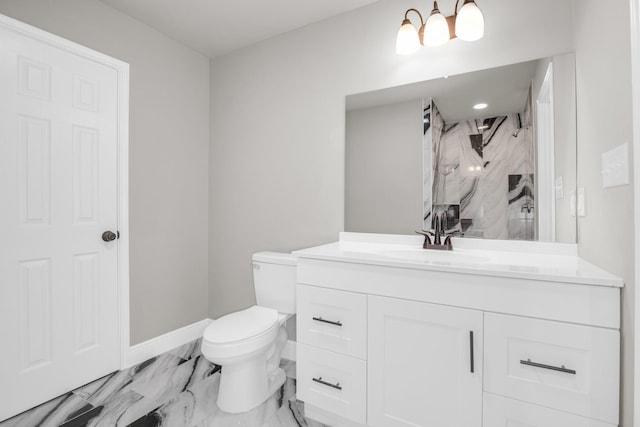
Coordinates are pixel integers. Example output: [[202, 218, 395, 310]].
[[294, 234, 623, 427], [367, 296, 482, 427]]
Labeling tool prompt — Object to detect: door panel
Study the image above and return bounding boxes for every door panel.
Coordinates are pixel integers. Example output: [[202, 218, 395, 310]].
[[0, 21, 121, 421]]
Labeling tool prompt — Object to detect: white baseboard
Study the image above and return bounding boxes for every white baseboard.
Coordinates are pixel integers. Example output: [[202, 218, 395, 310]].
[[282, 339, 296, 361], [124, 318, 213, 368]]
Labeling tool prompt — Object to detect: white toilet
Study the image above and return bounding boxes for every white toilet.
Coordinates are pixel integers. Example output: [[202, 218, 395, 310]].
[[201, 252, 296, 414]]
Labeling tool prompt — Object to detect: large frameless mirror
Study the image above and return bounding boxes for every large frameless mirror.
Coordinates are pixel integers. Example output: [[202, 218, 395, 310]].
[[345, 53, 576, 243]]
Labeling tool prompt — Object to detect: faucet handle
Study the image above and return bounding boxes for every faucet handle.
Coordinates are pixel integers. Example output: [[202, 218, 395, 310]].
[[443, 229, 460, 250], [415, 230, 432, 247]]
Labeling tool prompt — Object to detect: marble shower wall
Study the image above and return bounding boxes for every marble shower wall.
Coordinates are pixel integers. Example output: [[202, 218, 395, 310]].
[[424, 99, 535, 240]]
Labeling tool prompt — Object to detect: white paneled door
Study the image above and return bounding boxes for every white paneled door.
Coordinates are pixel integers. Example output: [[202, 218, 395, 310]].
[[0, 18, 124, 421]]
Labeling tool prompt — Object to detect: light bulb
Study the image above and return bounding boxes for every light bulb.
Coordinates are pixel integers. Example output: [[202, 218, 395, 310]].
[[423, 4, 450, 47], [455, 0, 484, 41], [396, 19, 421, 55]]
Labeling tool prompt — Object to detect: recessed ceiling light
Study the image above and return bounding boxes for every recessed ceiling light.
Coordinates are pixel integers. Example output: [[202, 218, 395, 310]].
[[473, 103, 488, 110], [477, 125, 489, 130]]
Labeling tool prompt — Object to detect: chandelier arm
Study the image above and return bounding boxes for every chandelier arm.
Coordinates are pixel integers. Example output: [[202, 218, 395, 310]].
[[404, 8, 425, 27]]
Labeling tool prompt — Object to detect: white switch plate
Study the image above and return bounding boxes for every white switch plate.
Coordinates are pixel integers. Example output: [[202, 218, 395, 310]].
[[577, 187, 586, 217], [601, 142, 629, 188], [570, 189, 576, 217], [555, 176, 564, 199]]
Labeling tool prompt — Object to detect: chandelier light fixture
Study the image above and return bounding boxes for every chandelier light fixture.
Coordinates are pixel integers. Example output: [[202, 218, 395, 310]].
[[396, 0, 485, 55]]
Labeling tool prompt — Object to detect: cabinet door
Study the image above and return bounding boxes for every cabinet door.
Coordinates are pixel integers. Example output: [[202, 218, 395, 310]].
[[368, 296, 483, 427], [483, 392, 616, 427]]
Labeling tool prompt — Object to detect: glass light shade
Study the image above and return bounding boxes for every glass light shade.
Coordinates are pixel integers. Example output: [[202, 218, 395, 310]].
[[396, 20, 421, 55], [455, 1, 485, 41], [423, 11, 450, 47]]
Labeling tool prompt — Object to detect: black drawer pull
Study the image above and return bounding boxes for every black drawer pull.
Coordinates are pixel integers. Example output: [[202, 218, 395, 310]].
[[312, 377, 342, 390], [520, 359, 576, 375], [312, 316, 342, 327]]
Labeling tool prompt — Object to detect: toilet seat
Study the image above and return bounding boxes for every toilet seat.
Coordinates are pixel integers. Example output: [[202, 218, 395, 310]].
[[204, 305, 278, 344]]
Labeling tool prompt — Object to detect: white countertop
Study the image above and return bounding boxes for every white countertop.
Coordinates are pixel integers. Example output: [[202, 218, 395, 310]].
[[293, 232, 624, 288]]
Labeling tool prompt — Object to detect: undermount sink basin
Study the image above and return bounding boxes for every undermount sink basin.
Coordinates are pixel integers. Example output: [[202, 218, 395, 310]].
[[379, 248, 490, 265]]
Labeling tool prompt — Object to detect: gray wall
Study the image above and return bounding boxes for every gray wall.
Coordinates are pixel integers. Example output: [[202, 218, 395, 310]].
[[574, 1, 635, 426], [345, 100, 424, 234], [209, 0, 574, 320], [0, 0, 211, 344]]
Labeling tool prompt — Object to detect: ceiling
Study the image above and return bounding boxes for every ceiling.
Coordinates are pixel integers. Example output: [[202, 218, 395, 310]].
[[346, 60, 539, 122], [99, 0, 381, 58]]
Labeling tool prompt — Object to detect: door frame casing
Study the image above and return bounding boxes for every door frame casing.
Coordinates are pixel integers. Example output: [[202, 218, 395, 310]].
[[0, 13, 131, 368], [535, 62, 556, 242]]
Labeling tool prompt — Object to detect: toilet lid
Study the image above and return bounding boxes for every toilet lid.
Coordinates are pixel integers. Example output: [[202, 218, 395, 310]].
[[204, 305, 278, 344]]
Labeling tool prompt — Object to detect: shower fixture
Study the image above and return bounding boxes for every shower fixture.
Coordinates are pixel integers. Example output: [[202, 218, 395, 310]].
[[512, 126, 530, 138]]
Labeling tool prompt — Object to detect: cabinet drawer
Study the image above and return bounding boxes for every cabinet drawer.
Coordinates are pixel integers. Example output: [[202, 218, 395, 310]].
[[484, 313, 619, 424], [297, 284, 367, 358], [483, 392, 616, 427], [297, 343, 367, 425]]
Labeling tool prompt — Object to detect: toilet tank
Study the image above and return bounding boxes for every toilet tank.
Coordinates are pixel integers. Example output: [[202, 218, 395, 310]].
[[252, 252, 297, 314]]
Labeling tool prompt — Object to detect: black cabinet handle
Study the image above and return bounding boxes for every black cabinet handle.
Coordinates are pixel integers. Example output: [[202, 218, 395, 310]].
[[312, 377, 342, 390], [312, 316, 342, 327], [469, 331, 475, 373], [520, 359, 576, 375]]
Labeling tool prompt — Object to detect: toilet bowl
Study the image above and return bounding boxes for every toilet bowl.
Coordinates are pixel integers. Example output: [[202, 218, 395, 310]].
[[201, 252, 296, 414]]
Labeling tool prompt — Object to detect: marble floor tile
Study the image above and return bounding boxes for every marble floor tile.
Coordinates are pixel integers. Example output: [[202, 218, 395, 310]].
[[137, 374, 298, 427], [170, 338, 203, 361], [261, 400, 329, 427], [281, 378, 296, 404], [1, 339, 327, 427], [133, 373, 222, 427], [131, 355, 219, 403], [73, 353, 187, 406], [199, 392, 282, 427], [58, 406, 105, 427], [84, 390, 161, 427], [0, 392, 94, 427], [126, 411, 163, 426]]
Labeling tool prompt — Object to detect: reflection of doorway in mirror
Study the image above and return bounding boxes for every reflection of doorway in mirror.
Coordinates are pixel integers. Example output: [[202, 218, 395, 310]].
[[536, 62, 555, 242]]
